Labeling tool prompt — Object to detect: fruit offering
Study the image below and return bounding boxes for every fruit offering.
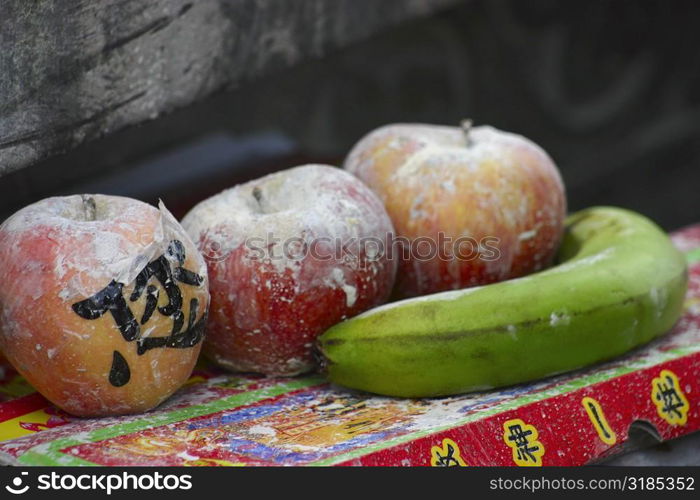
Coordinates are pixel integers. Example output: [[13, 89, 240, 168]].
[[0, 195, 209, 416]]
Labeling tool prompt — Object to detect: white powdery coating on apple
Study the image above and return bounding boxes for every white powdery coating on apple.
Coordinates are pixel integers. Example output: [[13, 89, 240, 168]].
[[0, 195, 206, 302], [181, 164, 393, 308], [347, 124, 565, 223], [344, 123, 567, 295], [0, 194, 209, 415], [518, 229, 538, 241], [355, 124, 562, 221], [328, 267, 358, 308], [347, 123, 558, 172]]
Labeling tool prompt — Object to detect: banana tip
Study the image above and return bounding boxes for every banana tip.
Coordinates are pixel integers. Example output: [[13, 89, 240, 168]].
[[312, 342, 330, 375]]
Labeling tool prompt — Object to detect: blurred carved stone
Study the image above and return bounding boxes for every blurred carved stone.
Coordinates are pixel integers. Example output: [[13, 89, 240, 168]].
[[0, 0, 459, 175]]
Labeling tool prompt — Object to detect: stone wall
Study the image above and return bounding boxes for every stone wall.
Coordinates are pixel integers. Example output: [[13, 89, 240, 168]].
[[0, 0, 457, 175]]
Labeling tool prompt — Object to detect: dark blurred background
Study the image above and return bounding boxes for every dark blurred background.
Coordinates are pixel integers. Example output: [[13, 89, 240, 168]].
[[1, 0, 699, 229]]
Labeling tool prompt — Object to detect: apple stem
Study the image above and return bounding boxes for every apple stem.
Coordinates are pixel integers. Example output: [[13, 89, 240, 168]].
[[252, 186, 263, 209], [461, 119, 473, 147], [82, 195, 97, 221]]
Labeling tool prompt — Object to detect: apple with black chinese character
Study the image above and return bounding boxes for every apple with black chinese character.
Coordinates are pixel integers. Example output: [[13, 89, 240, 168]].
[[182, 164, 396, 376], [0, 194, 209, 417], [344, 122, 567, 297]]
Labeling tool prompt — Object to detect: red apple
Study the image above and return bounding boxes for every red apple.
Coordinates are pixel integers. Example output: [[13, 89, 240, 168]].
[[344, 122, 566, 298], [181, 164, 396, 376], [0, 195, 209, 416]]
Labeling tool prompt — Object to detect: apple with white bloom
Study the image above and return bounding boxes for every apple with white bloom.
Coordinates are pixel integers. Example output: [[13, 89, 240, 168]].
[[344, 122, 567, 298], [182, 164, 396, 376]]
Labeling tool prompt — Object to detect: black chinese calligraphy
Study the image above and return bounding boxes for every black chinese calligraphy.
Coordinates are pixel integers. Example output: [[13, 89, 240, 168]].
[[503, 419, 544, 466], [507, 424, 538, 463], [585, 401, 612, 440], [430, 438, 467, 466], [655, 377, 685, 419], [109, 350, 131, 387], [652, 370, 689, 426], [433, 442, 460, 466], [72, 240, 206, 387], [582, 396, 617, 445]]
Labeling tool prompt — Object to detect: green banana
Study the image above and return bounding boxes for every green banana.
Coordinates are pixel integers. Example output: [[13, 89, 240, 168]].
[[317, 206, 688, 397]]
